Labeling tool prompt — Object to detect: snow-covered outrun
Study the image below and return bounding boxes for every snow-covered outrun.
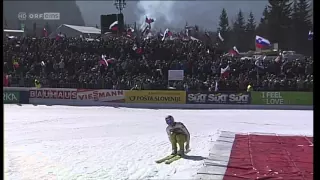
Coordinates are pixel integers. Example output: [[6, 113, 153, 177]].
[[4, 105, 313, 180]]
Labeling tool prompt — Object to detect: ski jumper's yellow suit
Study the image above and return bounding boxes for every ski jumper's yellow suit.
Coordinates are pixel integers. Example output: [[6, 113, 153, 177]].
[[165, 115, 190, 155]]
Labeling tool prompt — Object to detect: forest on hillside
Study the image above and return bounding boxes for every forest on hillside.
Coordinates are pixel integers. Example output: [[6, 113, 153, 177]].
[[214, 0, 313, 55]]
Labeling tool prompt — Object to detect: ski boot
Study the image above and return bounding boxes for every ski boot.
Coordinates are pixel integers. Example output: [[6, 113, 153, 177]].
[[177, 149, 185, 157], [171, 149, 177, 155]]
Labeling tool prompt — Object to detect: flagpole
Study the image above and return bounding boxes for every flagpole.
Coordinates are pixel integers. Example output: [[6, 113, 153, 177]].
[[114, 0, 126, 35], [116, 14, 119, 36]]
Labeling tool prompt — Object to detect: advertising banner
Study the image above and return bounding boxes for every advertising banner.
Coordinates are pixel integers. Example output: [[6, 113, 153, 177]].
[[29, 88, 77, 100], [77, 89, 124, 102], [29, 88, 125, 103], [186, 92, 250, 104], [3, 91, 20, 104], [251, 91, 313, 105], [125, 90, 186, 104]]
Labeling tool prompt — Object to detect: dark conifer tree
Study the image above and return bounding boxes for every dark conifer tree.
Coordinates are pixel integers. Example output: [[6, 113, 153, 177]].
[[232, 9, 246, 51], [256, 6, 269, 38], [217, 8, 230, 49], [266, 0, 292, 49], [292, 0, 312, 54], [245, 11, 257, 51]]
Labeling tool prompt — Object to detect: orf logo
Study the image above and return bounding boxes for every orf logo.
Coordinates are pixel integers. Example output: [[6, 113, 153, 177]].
[[18, 12, 27, 20]]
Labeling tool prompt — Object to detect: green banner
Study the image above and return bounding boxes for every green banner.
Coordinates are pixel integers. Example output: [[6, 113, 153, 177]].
[[251, 91, 313, 105], [3, 91, 20, 104]]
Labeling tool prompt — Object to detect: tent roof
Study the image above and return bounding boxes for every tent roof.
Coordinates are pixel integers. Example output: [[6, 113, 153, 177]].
[[63, 24, 101, 34]]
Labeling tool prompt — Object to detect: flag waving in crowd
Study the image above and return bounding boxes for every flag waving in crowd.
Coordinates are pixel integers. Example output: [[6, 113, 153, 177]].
[[162, 28, 172, 41], [228, 46, 240, 56], [43, 28, 48, 37], [145, 17, 155, 25], [109, 21, 118, 31], [140, 16, 155, 37], [99, 55, 116, 67], [218, 32, 224, 42], [255, 35, 271, 48], [220, 65, 230, 78], [126, 27, 134, 37]]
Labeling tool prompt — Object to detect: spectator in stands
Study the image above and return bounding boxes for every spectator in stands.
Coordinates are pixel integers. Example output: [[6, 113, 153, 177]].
[[3, 74, 9, 87], [35, 79, 41, 88], [3, 35, 313, 92]]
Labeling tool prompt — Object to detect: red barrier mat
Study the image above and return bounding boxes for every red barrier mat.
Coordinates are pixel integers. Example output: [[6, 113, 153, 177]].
[[223, 134, 313, 180]]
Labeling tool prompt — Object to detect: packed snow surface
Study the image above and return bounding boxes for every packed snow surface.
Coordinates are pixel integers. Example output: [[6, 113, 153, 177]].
[[4, 105, 313, 180]]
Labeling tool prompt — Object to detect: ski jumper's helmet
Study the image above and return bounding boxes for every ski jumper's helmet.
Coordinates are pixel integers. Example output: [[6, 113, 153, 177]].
[[165, 115, 174, 125]]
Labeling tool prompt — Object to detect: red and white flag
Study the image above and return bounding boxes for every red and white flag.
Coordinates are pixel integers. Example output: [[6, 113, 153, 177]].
[[127, 27, 134, 37], [109, 21, 118, 31], [221, 65, 230, 78], [99, 55, 108, 66], [43, 28, 48, 37], [228, 46, 240, 56], [145, 17, 155, 24], [162, 28, 172, 41], [55, 33, 64, 40], [99, 55, 115, 66]]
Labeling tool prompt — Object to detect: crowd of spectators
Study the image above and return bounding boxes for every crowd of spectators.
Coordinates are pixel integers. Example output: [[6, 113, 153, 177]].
[[3, 35, 313, 92]]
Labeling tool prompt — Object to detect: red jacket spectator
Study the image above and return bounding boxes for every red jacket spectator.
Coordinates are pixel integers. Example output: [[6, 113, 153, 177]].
[[3, 74, 9, 87]]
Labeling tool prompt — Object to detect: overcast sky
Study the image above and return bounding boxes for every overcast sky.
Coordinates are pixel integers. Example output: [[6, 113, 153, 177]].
[[76, 1, 268, 30]]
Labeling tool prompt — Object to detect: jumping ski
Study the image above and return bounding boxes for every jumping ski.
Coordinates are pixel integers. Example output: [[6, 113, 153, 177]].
[[155, 155, 175, 163], [164, 155, 182, 164]]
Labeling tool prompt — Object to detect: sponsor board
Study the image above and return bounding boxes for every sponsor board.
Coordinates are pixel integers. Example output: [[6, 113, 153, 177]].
[[30, 89, 184, 104], [125, 90, 186, 104], [251, 91, 313, 105], [77, 89, 124, 102], [4, 91, 20, 104], [29, 88, 77, 99], [29, 88, 124, 103], [187, 92, 250, 104]]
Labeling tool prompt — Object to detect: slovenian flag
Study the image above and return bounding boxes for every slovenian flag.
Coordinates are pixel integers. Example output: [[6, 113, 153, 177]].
[[255, 35, 271, 48]]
